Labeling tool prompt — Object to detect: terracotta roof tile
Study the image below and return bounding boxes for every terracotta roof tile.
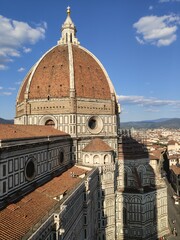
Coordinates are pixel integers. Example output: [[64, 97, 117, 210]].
[[169, 154, 180, 159], [0, 124, 68, 140], [170, 165, 180, 175], [0, 166, 88, 240], [149, 150, 162, 160], [17, 45, 112, 104], [83, 138, 113, 152], [73, 46, 111, 100]]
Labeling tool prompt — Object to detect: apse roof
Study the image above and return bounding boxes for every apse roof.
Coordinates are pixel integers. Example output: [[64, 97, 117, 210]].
[[83, 138, 113, 152]]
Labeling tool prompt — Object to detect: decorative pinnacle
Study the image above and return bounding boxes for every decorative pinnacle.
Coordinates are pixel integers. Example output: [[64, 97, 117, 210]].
[[67, 6, 71, 16]]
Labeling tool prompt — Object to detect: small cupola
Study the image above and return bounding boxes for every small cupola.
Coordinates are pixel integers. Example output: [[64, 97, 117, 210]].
[[58, 6, 80, 45]]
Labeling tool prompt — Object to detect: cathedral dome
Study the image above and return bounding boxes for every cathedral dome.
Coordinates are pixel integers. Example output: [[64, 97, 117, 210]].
[[15, 7, 120, 136], [17, 7, 115, 105], [17, 44, 113, 103]]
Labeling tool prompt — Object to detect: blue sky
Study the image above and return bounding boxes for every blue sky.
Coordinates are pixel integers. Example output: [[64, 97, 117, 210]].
[[0, 0, 180, 122]]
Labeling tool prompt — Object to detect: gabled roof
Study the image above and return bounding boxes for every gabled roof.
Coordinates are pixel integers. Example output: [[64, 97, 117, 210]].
[[83, 138, 113, 152]]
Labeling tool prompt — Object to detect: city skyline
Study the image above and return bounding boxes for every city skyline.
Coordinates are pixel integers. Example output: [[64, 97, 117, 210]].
[[0, 0, 180, 122]]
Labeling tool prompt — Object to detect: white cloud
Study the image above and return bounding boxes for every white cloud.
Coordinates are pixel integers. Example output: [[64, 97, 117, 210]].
[[133, 14, 180, 46], [23, 47, 32, 53], [0, 15, 47, 70], [159, 0, 180, 2], [135, 36, 145, 45], [0, 91, 12, 96], [15, 81, 22, 85], [18, 67, 25, 72], [0, 86, 15, 96], [144, 108, 160, 112], [0, 64, 8, 70], [8, 87, 16, 91], [118, 95, 180, 107]]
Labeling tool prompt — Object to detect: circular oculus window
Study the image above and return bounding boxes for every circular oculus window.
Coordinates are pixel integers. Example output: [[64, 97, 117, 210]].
[[25, 158, 36, 181], [87, 116, 103, 134]]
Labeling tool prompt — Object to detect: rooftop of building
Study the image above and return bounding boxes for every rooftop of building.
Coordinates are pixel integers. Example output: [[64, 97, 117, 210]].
[[0, 124, 68, 141], [149, 149, 163, 160], [170, 164, 180, 175], [118, 137, 149, 160], [0, 165, 89, 240], [83, 138, 113, 152]]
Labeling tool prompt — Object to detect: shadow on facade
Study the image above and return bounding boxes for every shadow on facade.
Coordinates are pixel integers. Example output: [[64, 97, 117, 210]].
[[162, 150, 170, 182], [118, 130, 158, 240]]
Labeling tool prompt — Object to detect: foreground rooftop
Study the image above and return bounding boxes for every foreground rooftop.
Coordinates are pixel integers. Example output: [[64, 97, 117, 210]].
[[0, 166, 89, 240]]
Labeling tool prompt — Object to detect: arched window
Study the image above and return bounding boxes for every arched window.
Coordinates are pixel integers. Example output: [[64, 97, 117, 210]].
[[85, 154, 89, 163], [104, 154, 109, 164], [93, 155, 100, 164], [66, 33, 68, 43], [45, 119, 55, 127], [70, 33, 72, 43]]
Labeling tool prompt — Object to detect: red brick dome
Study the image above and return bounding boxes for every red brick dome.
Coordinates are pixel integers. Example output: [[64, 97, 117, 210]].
[[15, 7, 119, 125], [17, 44, 113, 104]]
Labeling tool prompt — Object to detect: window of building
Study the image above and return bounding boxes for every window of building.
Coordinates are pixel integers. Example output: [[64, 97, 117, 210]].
[[93, 155, 100, 164], [124, 172, 128, 187], [84, 215, 87, 225], [87, 116, 103, 134], [123, 207, 127, 225], [84, 228, 87, 239], [3, 181, 6, 193], [25, 158, 36, 181], [88, 117, 96, 129], [3, 165, 6, 177], [58, 150, 64, 164], [83, 192, 87, 202], [45, 119, 55, 127], [102, 220, 105, 227]]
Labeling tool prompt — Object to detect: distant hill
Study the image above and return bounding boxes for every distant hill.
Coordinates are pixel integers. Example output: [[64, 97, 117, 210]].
[[121, 118, 180, 129], [0, 118, 14, 124], [1, 117, 180, 129]]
